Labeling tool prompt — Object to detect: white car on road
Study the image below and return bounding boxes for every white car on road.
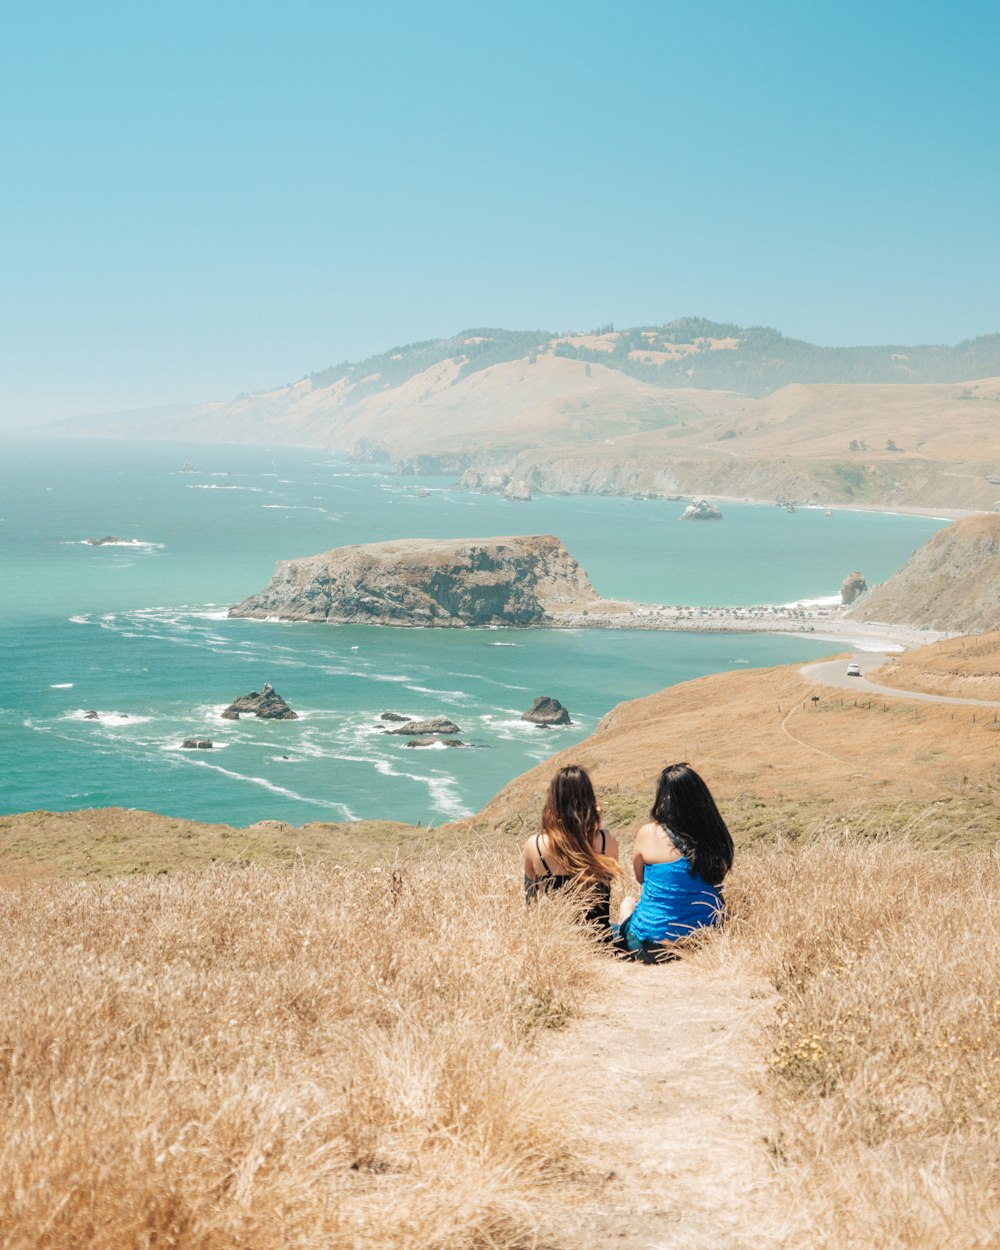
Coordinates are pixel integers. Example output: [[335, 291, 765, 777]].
[[846, 662, 862, 677]]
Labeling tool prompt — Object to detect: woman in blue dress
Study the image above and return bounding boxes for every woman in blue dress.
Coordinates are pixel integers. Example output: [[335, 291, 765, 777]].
[[616, 763, 733, 961]]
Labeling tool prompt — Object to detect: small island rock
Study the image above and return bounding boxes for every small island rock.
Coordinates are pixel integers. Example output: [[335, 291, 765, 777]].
[[229, 535, 599, 629], [85, 536, 125, 546], [405, 736, 466, 748], [521, 696, 572, 726], [503, 479, 533, 502], [840, 571, 868, 605], [222, 683, 299, 720], [379, 711, 411, 722], [679, 498, 723, 521], [181, 738, 214, 749], [387, 717, 462, 736]]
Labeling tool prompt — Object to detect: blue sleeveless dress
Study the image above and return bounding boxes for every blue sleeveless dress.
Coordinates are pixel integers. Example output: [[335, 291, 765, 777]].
[[626, 857, 723, 944]]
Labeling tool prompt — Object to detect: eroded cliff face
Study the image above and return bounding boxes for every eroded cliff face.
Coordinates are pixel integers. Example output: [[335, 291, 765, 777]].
[[849, 514, 1000, 632], [229, 535, 600, 627]]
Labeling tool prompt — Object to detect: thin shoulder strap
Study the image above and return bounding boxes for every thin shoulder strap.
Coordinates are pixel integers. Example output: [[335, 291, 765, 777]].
[[600, 828, 606, 854], [535, 833, 552, 876]]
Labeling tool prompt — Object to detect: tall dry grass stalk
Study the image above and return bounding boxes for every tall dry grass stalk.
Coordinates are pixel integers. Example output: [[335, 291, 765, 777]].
[[0, 852, 599, 1250], [698, 830, 999, 1250]]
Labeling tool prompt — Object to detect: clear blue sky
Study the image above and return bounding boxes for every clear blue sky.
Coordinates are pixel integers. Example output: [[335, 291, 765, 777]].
[[2, 0, 998, 425]]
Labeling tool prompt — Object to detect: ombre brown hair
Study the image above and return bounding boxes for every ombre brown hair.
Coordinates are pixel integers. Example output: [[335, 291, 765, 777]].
[[540, 765, 619, 883]]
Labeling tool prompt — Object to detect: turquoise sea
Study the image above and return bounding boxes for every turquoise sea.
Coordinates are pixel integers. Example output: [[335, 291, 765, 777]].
[[0, 438, 945, 826]]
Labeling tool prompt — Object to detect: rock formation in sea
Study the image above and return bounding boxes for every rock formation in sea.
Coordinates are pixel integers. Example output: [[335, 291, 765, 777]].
[[405, 736, 466, 748], [85, 536, 125, 545], [221, 683, 299, 720], [503, 479, 532, 502], [229, 535, 600, 628], [521, 696, 572, 725], [181, 738, 214, 749], [679, 498, 723, 521], [386, 717, 462, 736], [840, 571, 868, 605]]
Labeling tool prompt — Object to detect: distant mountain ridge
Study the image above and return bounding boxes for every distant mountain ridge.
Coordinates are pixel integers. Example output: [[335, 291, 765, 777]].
[[57, 318, 1000, 512], [304, 319, 1000, 402]]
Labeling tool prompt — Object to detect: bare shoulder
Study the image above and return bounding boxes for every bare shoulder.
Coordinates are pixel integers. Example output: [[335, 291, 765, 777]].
[[601, 828, 620, 859]]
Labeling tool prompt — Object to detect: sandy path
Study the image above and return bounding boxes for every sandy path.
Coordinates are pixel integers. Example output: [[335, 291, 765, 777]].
[[547, 960, 793, 1250]]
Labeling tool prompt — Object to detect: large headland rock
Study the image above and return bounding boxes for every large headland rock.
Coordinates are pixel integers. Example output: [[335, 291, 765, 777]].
[[848, 513, 1000, 633], [229, 535, 601, 628]]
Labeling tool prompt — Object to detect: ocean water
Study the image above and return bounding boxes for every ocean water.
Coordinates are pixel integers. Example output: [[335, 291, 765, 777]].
[[0, 437, 945, 826]]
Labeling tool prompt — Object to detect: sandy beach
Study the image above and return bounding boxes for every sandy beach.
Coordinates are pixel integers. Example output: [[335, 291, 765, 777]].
[[548, 599, 953, 652]]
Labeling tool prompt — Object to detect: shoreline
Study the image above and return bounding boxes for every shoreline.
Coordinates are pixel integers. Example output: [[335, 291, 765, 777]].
[[544, 600, 952, 652]]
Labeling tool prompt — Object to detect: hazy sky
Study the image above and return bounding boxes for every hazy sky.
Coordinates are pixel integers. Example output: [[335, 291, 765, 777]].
[[2, 1, 998, 425]]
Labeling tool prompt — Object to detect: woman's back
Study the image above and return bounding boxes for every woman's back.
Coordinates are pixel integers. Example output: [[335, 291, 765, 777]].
[[627, 849, 723, 943]]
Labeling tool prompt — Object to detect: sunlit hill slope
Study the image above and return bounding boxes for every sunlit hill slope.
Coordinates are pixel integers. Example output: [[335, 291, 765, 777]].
[[62, 321, 1000, 510]]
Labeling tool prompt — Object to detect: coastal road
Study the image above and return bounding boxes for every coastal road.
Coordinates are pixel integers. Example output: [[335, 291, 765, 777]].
[[801, 655, 1000, 709]]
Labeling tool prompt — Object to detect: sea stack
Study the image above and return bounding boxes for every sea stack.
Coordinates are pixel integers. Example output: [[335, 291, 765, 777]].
[[229, 535, 600, 628], [679, 498, 723, 521], [521, 696, 572, 725], [221, 684, 298, 720]]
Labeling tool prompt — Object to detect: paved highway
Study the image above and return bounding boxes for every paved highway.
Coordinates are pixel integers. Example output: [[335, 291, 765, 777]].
[[801, 654, 1000, 709]]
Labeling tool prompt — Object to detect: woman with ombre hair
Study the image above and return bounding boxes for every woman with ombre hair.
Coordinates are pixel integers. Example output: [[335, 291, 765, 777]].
[[523, 764, 620, 934]]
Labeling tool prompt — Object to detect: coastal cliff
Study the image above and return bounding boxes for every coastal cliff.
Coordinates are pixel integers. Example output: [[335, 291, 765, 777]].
[[229, 535, 600, 627], [849, 514, 1000, 633]]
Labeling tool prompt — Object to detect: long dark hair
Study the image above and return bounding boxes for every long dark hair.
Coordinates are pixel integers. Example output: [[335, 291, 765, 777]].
[[541, 765, 619, 883], [650, 763, 733, 886]]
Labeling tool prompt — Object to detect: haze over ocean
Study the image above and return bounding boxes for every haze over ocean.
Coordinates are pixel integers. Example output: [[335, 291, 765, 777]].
[[0, 439, 944, 826]]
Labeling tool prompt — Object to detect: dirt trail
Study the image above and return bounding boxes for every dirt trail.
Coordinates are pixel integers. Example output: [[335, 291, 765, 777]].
[[548, 960, 794, 1250]]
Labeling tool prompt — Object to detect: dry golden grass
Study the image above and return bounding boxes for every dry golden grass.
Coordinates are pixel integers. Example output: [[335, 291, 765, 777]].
[[695, 831, 1000, 1250], [871, 629, 1000, 701], [0, 808, 471, 879], [478, 660, 1000, 851], [0, 852, 599, 1250]]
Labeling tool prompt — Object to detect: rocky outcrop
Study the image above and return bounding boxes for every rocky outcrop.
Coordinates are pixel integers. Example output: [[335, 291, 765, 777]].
[[680, 498, 723, 521], [405, 736, 466, 748], [386, 718, 462, 736], [521, 696, 572, 726], [85, 536, 125, 545], [221, 684, 299, 720], [229, 535, 600, 628], [347, 437, 391, 464], [848, 515, 1000, 633], [840, 571, 867, 605], [380, 712, 411, 722], [504, 479, 532, 502], [181, 738, 214, 749], [457, 468, 509, 494]]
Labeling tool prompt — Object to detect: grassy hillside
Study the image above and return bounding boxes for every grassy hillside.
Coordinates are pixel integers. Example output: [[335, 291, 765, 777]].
[[851, 514, 1000, 631], [476, 647, 1000, 851], [2, 638, 998, 1248]]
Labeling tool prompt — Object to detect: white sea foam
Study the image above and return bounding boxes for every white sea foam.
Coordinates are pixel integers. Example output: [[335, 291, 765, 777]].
[[68, 538, 165, 551], [782, 594, 841, 608], [181, 758, 356, 817], [68, 614, 91, 625], [261, 504, 328, 513], [404, 684, 472, 701], [371, 759, 470, 819], [66, 709, 152, 726], [50, 682, 74, 688], [185, 483, 266, 493]]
